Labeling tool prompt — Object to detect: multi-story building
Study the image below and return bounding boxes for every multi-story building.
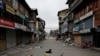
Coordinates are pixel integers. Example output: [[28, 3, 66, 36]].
[[35, 17, 45, 41], [0, 0, 38, 52], [57, 9, 68, 41], [66, 0, 83, 45], [15, 0, 32, 46], [66, 0, 81, 41], [28, 9, 38, 43], [67, 0, 100, 48], [0, 0, 18, 52]]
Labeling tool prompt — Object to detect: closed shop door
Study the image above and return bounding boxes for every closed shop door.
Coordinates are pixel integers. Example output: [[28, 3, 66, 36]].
[[22, 33, 30, 44], [74, 35, 82, 45], [0, 28, 6, 52], [16, 30, 22, 45], [6, 29, 16, 48], [93, 32, 100, 48], [82, 34, 92, 43]]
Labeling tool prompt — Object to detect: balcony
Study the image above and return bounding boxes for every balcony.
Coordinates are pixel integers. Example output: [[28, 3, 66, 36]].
[[68, 13, 74, 22], [67, 0, 74, 4], [67, 0, 83, 12], [59, 20, 64, 24], [70, 0, 78, 8]]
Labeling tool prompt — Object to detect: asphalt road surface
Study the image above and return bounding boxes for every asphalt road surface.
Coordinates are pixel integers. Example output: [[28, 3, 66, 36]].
[[1, 37, 100, 56]]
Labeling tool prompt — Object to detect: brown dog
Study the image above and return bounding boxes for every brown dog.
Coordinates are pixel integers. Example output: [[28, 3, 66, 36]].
[[44, 53, 50, 56]]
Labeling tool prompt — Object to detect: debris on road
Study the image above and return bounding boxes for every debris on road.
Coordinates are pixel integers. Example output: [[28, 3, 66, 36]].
[[34, 46, 42, 48]]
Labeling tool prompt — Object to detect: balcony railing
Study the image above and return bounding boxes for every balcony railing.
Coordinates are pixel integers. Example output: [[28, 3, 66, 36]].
[[70, 0, 78, 8], [68, 13, 74, 21], [69, 0, 83, 12]]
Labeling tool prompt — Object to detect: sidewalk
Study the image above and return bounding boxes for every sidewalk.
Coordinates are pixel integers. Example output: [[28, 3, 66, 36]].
[[93, 47, 100, 51], [0, 51, 6, 55], [0, 43, 39, 56], [63, 41, 100, 52]]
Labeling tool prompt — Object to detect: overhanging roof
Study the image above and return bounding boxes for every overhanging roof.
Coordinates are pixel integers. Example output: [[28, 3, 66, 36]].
[[57, 9, 68, 16], [66, 0, 74, 4], [18, 0, 31, 12], [31, 9, 38, 15], [67, 0, 83, 13]]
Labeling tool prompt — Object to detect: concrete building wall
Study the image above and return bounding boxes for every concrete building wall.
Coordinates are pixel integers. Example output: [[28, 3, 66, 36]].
[[94, 10, 100, 27]]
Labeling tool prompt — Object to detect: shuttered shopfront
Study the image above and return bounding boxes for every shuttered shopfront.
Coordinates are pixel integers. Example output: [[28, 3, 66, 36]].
[[0, 28, 6, 52]]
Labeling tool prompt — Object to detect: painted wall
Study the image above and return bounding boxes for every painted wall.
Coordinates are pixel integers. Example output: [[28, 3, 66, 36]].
[[95, 10, 100, 27]]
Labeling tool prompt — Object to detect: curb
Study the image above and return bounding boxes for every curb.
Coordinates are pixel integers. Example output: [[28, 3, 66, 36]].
[[93, 47, 100, 51], [0, 51, 6, 55]]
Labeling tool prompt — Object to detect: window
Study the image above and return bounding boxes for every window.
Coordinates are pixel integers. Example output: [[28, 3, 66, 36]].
[[7, 0, 12, 6], [12, 0, 18, 9], [19, 4, 25, 14]]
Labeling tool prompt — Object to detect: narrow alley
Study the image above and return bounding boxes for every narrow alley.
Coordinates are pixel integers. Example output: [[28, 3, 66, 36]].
[[1, 37, 100, 56]]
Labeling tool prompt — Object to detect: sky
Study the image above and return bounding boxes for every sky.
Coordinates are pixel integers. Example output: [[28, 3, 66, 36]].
[[26, 0, 68, 33]]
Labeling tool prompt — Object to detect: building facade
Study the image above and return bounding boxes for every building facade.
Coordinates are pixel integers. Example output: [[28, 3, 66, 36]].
[[58, 9, 68, 41], [28, 9, 38, 43], [66, 0, 83, 45], [0, 0, 39, 52], [67, 0, 100, 48], [36, 17, 45, 42]]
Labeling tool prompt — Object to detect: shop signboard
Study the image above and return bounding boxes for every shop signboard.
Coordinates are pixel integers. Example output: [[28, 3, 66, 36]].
[[6, 5, 15, 15], [19, 13, 26, 20], [73, 31, 79, 35], [21, 25, 27, 31], [15, 23, 22, 29], [0, 18, 15, 29], [80, 11, 93, 21], [0, 0, 3, 10], [80, 29, 90, 33], [74, 19, 80, 24], [15, 23, 27, 31], [73, 26, 79, 31]]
